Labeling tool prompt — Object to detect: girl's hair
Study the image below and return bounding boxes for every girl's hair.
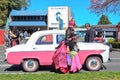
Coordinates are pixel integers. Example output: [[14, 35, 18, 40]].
[[85, 23, 90, 27]]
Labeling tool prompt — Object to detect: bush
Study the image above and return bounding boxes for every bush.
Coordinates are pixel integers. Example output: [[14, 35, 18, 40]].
[[109, 42, 120, 49], [107, 38, 120, 49], [107, 38, 115, 43]]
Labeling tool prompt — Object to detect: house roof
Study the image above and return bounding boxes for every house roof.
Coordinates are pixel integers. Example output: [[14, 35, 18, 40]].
[[93, 25, 117, 29], [9, 21, 46, 27], [10, 10, 47, 16]]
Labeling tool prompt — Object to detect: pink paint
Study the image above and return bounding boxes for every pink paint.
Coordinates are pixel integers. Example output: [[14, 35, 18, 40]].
[[70, 54, 82, 72], [7, 50, 104, 66], [7, 51, 54, 65], [78, 50, 104, 64]]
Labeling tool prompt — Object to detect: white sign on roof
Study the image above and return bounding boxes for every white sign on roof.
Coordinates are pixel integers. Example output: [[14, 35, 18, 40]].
[[48, 6, 69, 30]]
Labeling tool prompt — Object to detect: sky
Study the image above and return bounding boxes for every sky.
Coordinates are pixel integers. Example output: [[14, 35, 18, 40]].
[[27, 0, 120, 26]]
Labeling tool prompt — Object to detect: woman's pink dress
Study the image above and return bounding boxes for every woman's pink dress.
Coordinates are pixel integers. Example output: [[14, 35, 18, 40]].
[[52, 41, 68, 73]]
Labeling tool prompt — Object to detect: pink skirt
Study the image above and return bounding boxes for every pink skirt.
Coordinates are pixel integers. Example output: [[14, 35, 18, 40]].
[[70, 54, 82, 72]]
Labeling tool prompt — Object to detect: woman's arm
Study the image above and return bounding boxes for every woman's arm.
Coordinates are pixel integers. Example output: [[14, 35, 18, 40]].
[[9, 31, 16, 38], [66, 46, 70, 53]]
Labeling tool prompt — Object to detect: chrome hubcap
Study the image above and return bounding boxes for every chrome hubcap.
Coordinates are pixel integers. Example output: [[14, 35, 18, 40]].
[[27, 60, 34, 68], [91, 60, 98, 67]]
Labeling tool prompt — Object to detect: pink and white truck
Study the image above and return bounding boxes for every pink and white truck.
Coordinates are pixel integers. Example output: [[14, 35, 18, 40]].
[[5, 30, 110, 72]]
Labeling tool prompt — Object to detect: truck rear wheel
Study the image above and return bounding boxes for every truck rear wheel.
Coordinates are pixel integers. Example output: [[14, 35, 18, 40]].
[[86, 56, 102, 71], [22, 59, 39, 72]]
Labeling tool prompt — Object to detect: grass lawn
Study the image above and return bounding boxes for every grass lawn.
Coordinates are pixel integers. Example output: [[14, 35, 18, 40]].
[[0, 72, 120, 80]]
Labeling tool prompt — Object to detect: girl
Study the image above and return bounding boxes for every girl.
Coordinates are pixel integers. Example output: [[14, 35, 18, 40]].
[[67, 34, 82, 73]]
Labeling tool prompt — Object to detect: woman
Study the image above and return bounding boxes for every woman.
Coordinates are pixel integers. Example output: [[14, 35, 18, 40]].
[[9, 27, 20, 47], [65, 17, 75, 42], [53, 17, 81, 73], [52, 40, 68, 73], [67, 34, 82, 73], [94, 32, 104, 43], [52, 18, 76, 73]]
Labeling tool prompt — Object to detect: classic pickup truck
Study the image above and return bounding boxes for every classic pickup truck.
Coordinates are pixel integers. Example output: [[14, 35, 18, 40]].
[[5, 30, 110, 72]]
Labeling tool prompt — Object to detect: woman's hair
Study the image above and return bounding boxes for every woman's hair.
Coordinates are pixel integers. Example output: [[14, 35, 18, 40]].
[[10, 27, 17, 34], [96, 32, 103, 37], [9, 26, 13, 31], [85, 23, 90, 27], [117, 22, 120, 27]]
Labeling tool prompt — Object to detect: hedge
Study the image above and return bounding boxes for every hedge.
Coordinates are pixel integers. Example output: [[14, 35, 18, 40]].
[[109, 42, 120, 49], [107, 38, 120, 49]]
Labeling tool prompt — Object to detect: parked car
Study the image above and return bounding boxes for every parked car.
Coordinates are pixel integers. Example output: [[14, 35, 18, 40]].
[[5, 30, 110, 72]]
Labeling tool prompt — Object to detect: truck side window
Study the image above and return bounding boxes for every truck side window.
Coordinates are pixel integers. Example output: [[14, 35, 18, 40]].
[[56, 34, 65, 44], [36, 34, 53, 45], [75, 31, 86, 42]]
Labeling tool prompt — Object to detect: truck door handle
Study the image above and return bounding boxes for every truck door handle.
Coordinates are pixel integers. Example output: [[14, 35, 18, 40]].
[[33, 48, 37, 50]]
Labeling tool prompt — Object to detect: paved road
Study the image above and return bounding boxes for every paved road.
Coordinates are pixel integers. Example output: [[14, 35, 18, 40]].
[[104, 51, 120, 72], [0, 45, 120, 73]]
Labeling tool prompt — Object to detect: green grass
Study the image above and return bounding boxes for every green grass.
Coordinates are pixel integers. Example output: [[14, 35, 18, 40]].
[[0, 72, 120, 80]]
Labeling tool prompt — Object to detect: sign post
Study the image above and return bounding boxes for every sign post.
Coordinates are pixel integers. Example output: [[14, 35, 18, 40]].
[[117, 22, 120, 42], [118, 30, 120, 42]]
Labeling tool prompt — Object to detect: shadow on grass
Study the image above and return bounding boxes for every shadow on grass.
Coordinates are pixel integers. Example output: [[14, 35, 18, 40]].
[[5, 65, 91, 74], [5, 65, 56, 72]]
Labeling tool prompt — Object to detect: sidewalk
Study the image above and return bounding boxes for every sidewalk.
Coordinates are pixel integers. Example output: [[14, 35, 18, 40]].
[[0, 45, 5, 62], [112, 48, 120, 52], [0, 45, 5, 51]]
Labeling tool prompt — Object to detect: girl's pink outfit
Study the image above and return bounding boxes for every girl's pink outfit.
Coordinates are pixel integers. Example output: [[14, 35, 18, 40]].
[[70, 53, 82, 72], [53, 41, 82, 73]]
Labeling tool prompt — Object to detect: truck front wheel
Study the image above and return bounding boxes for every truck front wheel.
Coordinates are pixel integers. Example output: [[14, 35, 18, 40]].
[[86, 57, 102, 71], [22, 59, 39, 72]]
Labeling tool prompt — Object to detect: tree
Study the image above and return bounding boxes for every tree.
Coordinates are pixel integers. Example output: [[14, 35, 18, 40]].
[[0, 0, 8, 27], [74, 24, 80, 28], [98, 14, 112, 25], [89, 0, 120, 15], [80, 25, 85, 28], [0, 0, 30, 27]]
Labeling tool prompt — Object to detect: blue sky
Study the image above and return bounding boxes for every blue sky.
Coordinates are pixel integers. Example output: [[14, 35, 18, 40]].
[[27, 0, 120, 26]]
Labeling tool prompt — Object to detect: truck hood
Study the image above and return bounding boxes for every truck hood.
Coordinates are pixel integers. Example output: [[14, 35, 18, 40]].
[[77, 42, 109, 50]]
